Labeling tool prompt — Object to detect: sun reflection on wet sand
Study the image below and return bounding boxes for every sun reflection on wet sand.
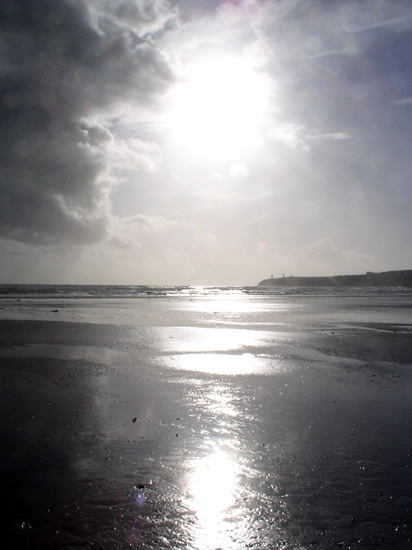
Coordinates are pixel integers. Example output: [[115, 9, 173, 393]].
[[180, 376, 250, 549], [154, 325, 292, 376], [162, 352, 285, 375], [186, 445, 240, 550]]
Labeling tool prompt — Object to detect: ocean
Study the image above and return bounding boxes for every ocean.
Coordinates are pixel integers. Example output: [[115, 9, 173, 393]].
[[1, 283, 412, 299]]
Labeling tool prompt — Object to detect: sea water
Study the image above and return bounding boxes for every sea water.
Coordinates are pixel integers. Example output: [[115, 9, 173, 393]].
[[1, 283, 412, 299]]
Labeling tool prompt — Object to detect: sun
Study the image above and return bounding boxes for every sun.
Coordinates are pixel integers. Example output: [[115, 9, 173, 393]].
[[165, 55, 272, 160]]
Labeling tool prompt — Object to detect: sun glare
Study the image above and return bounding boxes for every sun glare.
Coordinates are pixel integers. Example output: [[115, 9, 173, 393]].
[[188, 449, 239, 549], [166, 55, 272, 160]]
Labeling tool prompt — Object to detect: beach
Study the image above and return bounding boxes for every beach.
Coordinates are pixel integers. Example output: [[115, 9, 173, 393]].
[[1, 290, 412, 549]]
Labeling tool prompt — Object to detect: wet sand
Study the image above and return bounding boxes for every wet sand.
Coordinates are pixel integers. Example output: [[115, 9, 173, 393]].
[[1, 295, 412, 549]]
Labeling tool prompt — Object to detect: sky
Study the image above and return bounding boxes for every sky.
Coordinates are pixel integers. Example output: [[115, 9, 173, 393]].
[[1, 0, 412, 285]]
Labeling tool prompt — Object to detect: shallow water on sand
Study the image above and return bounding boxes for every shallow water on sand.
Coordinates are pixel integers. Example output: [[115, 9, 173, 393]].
[[1, 294, 412, 549]]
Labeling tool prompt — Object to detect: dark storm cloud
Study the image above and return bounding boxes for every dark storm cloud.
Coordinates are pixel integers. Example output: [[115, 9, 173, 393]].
[[0, 0, 173, 244]]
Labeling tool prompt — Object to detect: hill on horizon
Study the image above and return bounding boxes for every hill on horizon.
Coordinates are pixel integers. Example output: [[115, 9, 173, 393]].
[[259, 269, 412, 288]]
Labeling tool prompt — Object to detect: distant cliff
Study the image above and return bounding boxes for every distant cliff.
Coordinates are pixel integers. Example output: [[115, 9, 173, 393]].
[[258, 270, 412, 287]]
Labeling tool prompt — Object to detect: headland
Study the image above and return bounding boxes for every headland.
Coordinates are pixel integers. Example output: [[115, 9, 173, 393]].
[[259, 269, 412, 287]]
